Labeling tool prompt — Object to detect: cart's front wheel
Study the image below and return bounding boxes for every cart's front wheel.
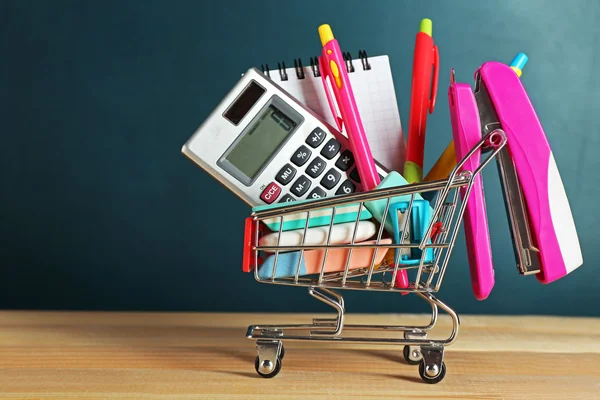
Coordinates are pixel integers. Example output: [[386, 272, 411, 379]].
[[255, 355, 282, 378], [418, 360, 446, 384]]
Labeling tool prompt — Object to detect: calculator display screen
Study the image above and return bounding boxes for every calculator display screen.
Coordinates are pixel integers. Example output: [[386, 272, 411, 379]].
[[225, 104, 297, 180]]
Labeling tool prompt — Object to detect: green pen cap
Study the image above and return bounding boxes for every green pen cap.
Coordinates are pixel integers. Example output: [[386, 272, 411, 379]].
[[419, 18, 432, 36]]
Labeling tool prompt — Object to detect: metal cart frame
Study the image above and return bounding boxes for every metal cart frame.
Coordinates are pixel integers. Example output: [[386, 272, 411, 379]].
[[242, 130, 507, 383]]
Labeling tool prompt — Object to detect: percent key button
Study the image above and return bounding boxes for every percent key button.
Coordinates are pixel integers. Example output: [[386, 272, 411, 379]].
[[291, 145, 312, 167]]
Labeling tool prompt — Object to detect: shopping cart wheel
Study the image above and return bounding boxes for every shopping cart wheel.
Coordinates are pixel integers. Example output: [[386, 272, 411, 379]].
[[254, 340, 284, 378], [418, 360, 446, 384], [403, 345, 422, 365], [254, 356, 282, 378], [279, 344, 285, 360]]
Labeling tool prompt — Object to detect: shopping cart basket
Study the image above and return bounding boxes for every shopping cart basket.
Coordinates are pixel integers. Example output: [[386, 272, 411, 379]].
[[241, 130, 506, 384]]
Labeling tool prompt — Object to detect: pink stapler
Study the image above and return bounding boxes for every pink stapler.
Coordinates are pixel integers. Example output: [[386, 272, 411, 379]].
[[448, 71, 495, 300], [473, 61, 583, 284]]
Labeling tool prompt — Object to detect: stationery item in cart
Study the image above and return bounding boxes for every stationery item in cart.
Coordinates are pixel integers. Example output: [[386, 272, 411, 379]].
[[181, 67, 388, 207], [509, 52, 528, 77], [362, 171, 435, 288], [378, 247, 412, 290], [423, 141, 456, 183], [318, 23, 381, 191], [448, 75, 495, 300], [386, 199, 434, 291], [363, 171, 433, 235], [257, 239, 392, 279], [262, 53, 405, 173], [404, 18, 440, 184], [258, 220, 376, 249], [474, 61, 583, 283], [316, 23, 418, 290], [388, 199, 435, 266], [252, 197, 372, 232]]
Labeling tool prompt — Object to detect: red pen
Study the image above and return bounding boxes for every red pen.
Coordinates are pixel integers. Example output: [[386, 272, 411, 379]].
[[404, 18, 439, 184]]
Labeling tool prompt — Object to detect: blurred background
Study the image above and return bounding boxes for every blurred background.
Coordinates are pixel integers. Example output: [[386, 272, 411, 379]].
[[1, 0, 598, 316]]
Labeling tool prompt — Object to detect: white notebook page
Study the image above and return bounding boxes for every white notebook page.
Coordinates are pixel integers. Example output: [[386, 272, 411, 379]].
[[272, 55, 405, 173]]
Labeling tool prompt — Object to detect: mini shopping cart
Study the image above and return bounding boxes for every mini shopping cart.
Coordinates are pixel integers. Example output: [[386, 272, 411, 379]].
[[241, 130, 506, 384]]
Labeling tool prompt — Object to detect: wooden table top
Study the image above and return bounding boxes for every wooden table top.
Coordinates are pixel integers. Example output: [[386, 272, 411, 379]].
[[0, 311, 599, 399]]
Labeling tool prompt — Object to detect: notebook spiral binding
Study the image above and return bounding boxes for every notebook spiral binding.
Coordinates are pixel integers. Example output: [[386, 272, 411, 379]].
[[260, 49, 371, 80]]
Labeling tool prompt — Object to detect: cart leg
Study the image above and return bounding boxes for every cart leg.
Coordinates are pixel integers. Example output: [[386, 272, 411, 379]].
[[403, 330, 426, 365], [311, 289, 344, 327], [418, 345, 446, 384], [415, 292, 460, 345], [255, 339, 284, 378], [308, 286, 345, 336]]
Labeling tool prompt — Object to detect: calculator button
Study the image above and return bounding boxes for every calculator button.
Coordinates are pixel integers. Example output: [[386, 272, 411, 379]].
[[290, 175, 311, 197], [291, 145, 312, 167], [320, 138, 341, 159], [260, 182, 281, 204], [307, 187, 327, 200], [305, 156, 326, 178], [279, 194, 296, 203], [320, 168, 341, 190], [306, 127, 327, 148], [275, 163, 296, 185], [350, 167, 361, 183], [335, 179, 356, 195], [335, 149, 355, 171]]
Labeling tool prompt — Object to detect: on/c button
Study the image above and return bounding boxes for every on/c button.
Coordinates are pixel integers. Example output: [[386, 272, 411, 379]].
[[260, 182, 281, 204]]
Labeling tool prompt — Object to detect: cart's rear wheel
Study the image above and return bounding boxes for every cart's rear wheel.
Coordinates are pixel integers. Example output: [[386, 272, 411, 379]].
[[255, 355, 282, 378], [403, 345, 422, 365], [418, 359, 446, 384]]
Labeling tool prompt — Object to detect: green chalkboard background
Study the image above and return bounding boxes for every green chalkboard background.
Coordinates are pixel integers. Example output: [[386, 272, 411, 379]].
[[1, 0, 598, 315]]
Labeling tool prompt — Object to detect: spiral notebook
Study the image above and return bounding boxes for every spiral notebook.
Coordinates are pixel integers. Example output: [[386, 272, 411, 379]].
[[259, 51, 406, 174]]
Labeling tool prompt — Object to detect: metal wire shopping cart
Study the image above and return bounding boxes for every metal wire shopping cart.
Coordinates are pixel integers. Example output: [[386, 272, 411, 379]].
[[241, 131, 506, 384]]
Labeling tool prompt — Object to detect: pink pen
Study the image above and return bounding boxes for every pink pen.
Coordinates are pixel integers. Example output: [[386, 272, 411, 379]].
[[318, 24, 380, 191], [448, 75, 495, 300]]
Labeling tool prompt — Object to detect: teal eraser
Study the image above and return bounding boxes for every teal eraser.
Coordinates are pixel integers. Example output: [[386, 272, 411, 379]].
[[253, 197, 372, 232], [364, 171, 433, 235]]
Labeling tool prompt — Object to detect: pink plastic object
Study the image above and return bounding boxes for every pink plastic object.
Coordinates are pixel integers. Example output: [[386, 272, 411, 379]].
[[478, 62, 583, 284], [394, 267, 410, 294], [449, 82, 495, 300], [318, 38, 380, 191]]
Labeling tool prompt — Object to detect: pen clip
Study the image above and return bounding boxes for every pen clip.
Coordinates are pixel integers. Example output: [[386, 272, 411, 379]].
[[318, 55, 344, 132], [429, 44, 439, 114]]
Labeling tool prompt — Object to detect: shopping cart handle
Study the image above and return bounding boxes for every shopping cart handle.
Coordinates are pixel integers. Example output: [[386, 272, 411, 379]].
[[242, 217, 260, 273]]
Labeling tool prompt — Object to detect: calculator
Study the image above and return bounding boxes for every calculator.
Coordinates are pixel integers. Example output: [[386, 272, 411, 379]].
[[181, 67, 389, 206]]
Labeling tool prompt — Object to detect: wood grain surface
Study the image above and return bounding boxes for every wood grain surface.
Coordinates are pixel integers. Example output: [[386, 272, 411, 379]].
[[0, 311, 598, 399]]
